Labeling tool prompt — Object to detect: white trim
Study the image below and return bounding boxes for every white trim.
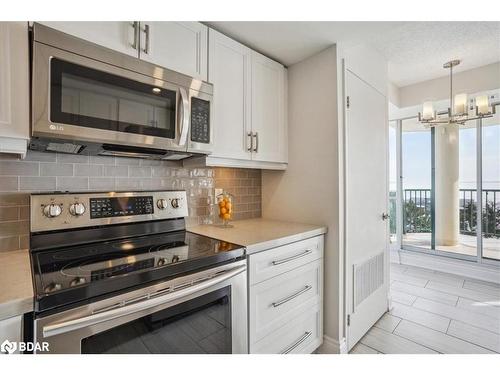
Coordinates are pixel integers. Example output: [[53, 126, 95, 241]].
[[316, 335, 347, 354], [183, 155, 287, 170], [393, 249, 500, 284], [0, 137, 27, 158]]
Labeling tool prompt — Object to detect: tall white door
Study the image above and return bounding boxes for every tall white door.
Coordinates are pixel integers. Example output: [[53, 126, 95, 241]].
[[345, 70, 389, 350], [250, 52, 287, 163], [208, 29, 252, 160]]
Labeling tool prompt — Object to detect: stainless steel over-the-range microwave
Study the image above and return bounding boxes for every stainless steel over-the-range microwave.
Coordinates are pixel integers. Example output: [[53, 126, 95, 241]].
[[31, 23, 213, 160]]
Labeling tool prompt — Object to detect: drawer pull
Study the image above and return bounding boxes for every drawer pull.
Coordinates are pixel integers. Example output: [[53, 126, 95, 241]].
[[281, 331, 312, 354], [272, 285, 312, 308], [272, 249, 312, 266]]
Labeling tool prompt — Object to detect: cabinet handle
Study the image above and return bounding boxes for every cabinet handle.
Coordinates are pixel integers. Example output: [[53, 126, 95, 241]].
[[247, 132, 253, 152], [281, 331, 312, 354], [272, 285, 312, 308], [131, 22, 139, 50], [142, 24, 150, 54], [272, 249, 312, 266], [253, 132, 259, 152]]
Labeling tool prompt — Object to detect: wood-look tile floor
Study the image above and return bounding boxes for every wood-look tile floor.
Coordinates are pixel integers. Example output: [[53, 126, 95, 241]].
[[350, 263, 500, 354]]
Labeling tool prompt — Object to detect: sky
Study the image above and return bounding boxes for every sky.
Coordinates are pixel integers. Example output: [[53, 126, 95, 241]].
[[389, 123, 500, 192]]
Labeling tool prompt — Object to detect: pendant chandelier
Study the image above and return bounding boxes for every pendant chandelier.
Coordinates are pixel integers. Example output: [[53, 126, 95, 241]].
[[418, 60, 496, 126]]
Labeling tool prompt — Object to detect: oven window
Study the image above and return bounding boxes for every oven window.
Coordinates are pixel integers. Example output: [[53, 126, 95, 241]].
[[81, 287, 231, 354], [50, 58, 177, 139]]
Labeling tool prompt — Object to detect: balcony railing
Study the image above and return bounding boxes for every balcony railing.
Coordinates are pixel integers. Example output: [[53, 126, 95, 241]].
[[397, 189, 500, 238]]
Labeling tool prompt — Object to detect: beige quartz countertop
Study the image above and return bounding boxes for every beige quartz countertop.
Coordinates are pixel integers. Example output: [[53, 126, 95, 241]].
[[0, 249, 33, 320], [188, 218, 327, 254]]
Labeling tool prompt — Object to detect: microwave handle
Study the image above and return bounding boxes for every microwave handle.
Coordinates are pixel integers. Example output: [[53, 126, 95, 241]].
[[178, 87, 190, 146], [42, 265, 246, 338]]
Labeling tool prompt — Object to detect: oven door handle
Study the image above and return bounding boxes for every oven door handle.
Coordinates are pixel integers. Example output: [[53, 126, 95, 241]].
[[178, 87, 190, 147], [42, 265, 246, 338]]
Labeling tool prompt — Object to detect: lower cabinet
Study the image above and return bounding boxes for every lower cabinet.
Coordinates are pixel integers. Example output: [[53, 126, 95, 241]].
[[247, 235, 324, 354], [0, 315, 23, 354]]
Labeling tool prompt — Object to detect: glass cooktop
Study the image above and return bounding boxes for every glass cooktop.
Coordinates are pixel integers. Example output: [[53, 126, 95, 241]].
[[31, 231, 244, 313]]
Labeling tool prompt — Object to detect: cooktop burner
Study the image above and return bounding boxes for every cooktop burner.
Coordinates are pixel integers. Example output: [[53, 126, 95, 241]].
[[32, 230, 244, 313]]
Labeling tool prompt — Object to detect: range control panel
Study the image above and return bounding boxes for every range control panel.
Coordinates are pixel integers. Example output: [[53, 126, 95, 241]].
[[30, 191, 188, 233], [89, 196, 154, 219]]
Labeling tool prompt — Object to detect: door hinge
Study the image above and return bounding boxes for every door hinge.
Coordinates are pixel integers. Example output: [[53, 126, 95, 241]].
[[347, 314, 351, 326], [346, 96, 350, 109]]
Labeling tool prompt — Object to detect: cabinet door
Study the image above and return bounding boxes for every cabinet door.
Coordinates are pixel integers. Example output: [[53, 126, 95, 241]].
[[0, 22, 29, 156], [38, 22, 139, 57], [250, 52, 287, 163], [208, 29, 251, 160], [140, 22, 208, 81], [0, 315, 23, 354]]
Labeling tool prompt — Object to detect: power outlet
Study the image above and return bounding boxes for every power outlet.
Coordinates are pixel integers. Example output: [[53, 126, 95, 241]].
[[215, 188, 223, 197]]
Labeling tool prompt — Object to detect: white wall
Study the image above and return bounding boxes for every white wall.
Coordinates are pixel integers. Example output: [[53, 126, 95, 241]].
[[262, 45, 344, 348], [398, 62, 500, 108]]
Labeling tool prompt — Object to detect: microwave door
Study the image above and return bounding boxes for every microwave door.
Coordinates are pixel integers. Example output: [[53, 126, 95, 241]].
[[32, 42, 189, 154]]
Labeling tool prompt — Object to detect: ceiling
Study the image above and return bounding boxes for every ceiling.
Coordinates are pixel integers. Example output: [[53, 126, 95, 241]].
[[207, 22, 500, 87]]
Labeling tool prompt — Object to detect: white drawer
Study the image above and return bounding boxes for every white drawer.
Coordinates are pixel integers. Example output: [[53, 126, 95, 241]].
[[248, 235, 323, 285], [251, 303, 322, 354], [249, 259, 322, 343]]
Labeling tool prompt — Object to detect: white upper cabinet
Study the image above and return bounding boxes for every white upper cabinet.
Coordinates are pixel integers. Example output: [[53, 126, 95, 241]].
[[201, 31, 288, 169], [0, 22, 29, 157], [208, 29, 251, 161], [38, 22, 139, 57], [139, 22, 208, 81], [250, 52, 287, 163]]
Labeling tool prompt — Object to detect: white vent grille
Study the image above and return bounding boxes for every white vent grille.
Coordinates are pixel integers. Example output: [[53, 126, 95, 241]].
[[353, 252, 384, 310]]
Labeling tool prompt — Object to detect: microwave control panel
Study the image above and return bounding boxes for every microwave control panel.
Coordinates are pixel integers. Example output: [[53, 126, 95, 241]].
[[190, 97, 210, 144]]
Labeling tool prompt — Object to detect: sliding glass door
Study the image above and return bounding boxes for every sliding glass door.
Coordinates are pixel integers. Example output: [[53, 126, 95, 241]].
[[393, 111, 499, 264], [481, 115, 500, 261]]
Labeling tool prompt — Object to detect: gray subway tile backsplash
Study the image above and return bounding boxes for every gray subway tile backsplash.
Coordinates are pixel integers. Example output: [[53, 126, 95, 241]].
[[0, 150, 261, 252], [19, 176, 57, 191], [40, 163, 74, 176], [74, 164, 104, 177]]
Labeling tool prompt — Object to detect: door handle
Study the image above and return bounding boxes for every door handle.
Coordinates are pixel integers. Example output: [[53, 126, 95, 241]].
[[178, 87, 189, 147], [271, 285, 312, 308], [253, 132, 259, 152], [142, 23, 150, 54], [281, 331, 312, 354], [131, 22, 139, 50], [247, 132, 253, 152], [272, 250, 312, 266], [382, 213, 390, 221]]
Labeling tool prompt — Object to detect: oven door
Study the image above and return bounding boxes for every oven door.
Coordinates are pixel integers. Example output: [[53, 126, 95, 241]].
[[34, 261, 247, 354], [32, 42, 189, 153]]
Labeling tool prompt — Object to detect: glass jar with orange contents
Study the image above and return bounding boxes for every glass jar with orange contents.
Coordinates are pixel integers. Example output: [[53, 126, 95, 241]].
[[216, 191, 234, 227]]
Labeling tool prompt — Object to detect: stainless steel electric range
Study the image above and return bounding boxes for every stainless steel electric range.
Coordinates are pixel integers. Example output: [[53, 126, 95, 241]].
[[29, 190, 247, 354]]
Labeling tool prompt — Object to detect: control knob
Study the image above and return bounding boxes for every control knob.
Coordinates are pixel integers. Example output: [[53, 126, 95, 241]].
[[43, 204, 62, 218], [157, 257, 168, 267], [70, 277, 86, 287], [44, 282, 62, 293], [69, 202, 86, 216], [171, 198, 180, 209], [157, 199, 168, 210]]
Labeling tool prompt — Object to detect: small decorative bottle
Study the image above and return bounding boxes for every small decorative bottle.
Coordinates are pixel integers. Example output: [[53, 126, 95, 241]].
[[217, 191, 234, 228]]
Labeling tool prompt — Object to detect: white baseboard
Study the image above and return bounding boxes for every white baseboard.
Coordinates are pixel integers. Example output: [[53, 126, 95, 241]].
[[317, 335, 347, 354], [393, 249, 500, 284]]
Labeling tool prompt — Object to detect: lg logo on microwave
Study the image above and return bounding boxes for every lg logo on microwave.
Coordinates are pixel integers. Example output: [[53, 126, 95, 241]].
[[49, 124, 64, 131], [1, 339, 50, 354]]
